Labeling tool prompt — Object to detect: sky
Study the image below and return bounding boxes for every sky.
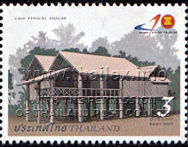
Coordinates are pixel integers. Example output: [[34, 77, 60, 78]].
[[2, 4, 186, 59]]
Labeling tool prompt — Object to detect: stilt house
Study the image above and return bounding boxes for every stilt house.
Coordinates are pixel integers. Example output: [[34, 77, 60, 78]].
[[18, 51, 171, 123]]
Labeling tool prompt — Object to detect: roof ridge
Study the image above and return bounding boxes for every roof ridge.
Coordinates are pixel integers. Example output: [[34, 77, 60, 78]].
[[59, 50, 129, 60], [35, 54, 55, 57]]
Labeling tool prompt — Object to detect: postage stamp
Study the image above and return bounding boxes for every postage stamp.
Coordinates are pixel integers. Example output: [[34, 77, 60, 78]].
[[0, 4, 187, 144]]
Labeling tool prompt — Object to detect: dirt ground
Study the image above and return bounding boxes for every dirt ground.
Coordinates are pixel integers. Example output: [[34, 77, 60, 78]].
[[8, 114, 180, 136]]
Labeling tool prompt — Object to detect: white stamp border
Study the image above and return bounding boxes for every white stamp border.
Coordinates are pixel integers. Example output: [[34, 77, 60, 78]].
[[0, 4, 187, 144]]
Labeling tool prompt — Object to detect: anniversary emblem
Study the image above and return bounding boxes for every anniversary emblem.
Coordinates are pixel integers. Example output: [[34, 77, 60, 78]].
[[1, 4, 186, 144]]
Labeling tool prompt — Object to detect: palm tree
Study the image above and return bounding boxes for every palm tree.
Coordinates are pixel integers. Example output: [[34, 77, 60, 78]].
[[52, 23, 85, 50], [25, 31, 58, 51]]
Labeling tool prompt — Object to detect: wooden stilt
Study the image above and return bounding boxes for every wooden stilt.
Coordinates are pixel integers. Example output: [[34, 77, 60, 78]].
[[116, 98, 119, 117], [119, 98, 123, 118], [78, 98, 83, 122], [26, 84, 30, 121], [100, 97, 104, 120], [50, 79, 54, 123], [135, 97, 139, 116], [37, 82, 41, 124], [37, 98, 41, 124], [78, 73, 83, 122], [64, 98, 68, 120], [87, 98, 90, 118], [74, 98, 78, 119], [148, 97, 150, 116], [119, 79, 123, 118], [106, 98, 109, 116], [92, 98, 96, 117], [100, 76, 104, 120]]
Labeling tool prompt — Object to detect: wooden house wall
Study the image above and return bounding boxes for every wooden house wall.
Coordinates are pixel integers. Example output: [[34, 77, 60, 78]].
[[145, 81, 152, 96], [30, 83, 38, 100], [89, 77, 109, 89], [50, 55, 70, 71], [55, 71, 78, 88], [123, 80, 138, 97], [123, 80, 168, 97], [106, 76, 119, 89], [82, 79, 90, 88], [28, 58, 43, 79], [88, 75, 119, 89], [150, 83, 168, 97], [90, 80, 100, 88]]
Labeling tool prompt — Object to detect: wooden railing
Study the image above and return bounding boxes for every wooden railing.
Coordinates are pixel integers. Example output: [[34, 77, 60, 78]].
[[82, 88, 120, 97], [40, 88, 51, 97], [54, 87, 79, 96], [40, 87, 121, 97]]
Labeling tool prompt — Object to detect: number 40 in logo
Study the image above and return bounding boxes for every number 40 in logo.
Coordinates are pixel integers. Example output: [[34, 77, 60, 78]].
[[157, 97, 174, 117]]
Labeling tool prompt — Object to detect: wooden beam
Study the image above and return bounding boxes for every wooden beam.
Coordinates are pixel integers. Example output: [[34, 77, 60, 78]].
[[78, 74, 83, 122], [119, 78, 123, 118], [50, 79, 54, 123], [100, 76, 104, 120], [26, 84, 30, 121]]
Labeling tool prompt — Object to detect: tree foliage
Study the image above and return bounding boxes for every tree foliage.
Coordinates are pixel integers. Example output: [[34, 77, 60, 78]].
[[25, 31, 57, 51], [8, 70, 13, 90], [8, 70, 16, 105], [113, 50, 155, 67], [52, 23, 85, 50], [91, 46, 111, 57], [89, 37, 110, 52], [110, 29, 179, 70], [164, 66, 180, 113]]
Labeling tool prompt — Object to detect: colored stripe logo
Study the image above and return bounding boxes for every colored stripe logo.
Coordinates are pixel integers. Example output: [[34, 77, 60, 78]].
[[134, 14, 161, 40]]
